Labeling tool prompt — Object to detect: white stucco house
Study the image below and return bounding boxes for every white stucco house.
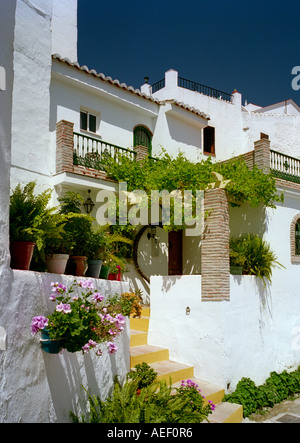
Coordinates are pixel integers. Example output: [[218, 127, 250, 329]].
[[1, 0, 300, 423]]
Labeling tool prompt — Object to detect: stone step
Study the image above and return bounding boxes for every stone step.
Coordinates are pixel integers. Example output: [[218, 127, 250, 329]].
[[208, 401, 243, 423], [171, 377, 225, 406], [130, 329, 148, 347], [130, 316, 149, 332], [130, 344, 169, 367], [149, 360, 194, 385]]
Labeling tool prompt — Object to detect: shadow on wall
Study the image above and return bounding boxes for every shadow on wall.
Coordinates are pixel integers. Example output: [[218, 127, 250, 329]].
[[43, 330, 130, 422]]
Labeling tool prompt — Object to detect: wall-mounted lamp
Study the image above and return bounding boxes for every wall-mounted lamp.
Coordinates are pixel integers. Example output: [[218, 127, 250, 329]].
[[83, 189, 95, 214], [186, 306, 191, 316]]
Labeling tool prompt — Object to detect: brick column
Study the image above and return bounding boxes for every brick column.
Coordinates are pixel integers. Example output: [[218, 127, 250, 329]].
[[56, 120, 74, 173], [134, 145, 149, 161], [201, 188, 230, 301], [254, 139, 270, 173]]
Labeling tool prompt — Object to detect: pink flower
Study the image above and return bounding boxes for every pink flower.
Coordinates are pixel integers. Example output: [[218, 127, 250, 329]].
[[78, 279, 94, 290], [92, 292, 104, 302], [56, 302, 72, 314], [107, 342, 118, 354], [82, 339, 98, 353], [31, 316, 49, 336]]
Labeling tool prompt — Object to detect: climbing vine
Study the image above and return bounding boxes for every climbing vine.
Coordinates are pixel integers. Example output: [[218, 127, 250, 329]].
[[105, 151, 283, 209]]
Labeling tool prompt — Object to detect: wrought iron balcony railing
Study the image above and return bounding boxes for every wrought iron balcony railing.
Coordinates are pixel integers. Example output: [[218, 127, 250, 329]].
[[73, 132, 136, 170], [271, 149, 300, 184]]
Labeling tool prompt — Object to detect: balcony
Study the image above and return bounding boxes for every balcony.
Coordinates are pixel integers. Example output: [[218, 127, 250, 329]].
[[270, 150, 300, 184], [73, 132, 136, 171]]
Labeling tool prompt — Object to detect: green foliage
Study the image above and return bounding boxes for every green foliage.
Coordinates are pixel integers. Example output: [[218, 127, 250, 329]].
[[9, 181, 53, 244], [126, 362, 158, 389], [105, 152, 283, 223], [107, 291, 143, 317], [70, 378, 214, 423], [44, 280, 126, 354], [230, 234, 284, 283], [224, 368, 300, 417]]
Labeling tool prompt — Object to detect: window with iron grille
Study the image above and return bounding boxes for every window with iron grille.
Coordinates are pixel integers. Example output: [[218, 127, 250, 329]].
[[134, 126, 152, 156]]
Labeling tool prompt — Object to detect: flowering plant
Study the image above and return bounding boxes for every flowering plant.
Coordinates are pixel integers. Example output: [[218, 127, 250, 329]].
[[107, 257, 127, 274], [31, 279, 126, 356], [177, 379, 215, 415]]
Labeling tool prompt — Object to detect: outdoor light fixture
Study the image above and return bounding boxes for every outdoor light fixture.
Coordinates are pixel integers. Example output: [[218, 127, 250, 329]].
[[83, 189, 95, 214], [186, 306, 191, 316]]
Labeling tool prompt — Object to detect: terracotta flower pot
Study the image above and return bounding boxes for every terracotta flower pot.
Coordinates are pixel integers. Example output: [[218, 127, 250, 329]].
[[10, 241, 36, 270], [66, 256, 88, 276]]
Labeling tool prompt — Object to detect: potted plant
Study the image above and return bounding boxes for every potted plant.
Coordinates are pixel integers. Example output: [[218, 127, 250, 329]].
[[107, 256, 127, 281], [31, 279, 126, 355], [58, 192, 94, 276], [85, 227, 106, 278], [229, 238, 247, 275], [9, 181, 53, 270], [230, 234, 284, 282], [126, 362, 157, 395]]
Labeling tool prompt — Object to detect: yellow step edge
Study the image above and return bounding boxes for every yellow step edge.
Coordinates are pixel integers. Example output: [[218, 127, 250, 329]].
[[130, 317, 149, 332], [130, 345, 169, 367], [130, 330, 148, 347], [209, 402, 243, 423], [150, 360, 194, 385]]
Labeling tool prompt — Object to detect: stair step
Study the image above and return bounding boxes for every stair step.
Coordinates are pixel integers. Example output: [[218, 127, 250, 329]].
[[171, 377, 225, 406], [130, 330, 148, 347], [150, 360, 194, 385], [208, 401, 243, 423], [130, 344, 169, 367], [130, 316, 149, 332]]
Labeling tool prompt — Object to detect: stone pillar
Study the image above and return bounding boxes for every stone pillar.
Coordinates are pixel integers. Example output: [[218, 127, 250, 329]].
[[134, 145, 149, 161], [56, 120, 74, 173], [201, 188, 230, 301], [254, 138, 270, 173]]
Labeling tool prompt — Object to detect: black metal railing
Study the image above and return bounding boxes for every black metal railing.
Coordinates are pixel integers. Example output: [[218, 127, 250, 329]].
[[270, 149, 300, 184], [178, 77, 232, 102], [73, 132, 136, 170], [151, 78, 165, 94]]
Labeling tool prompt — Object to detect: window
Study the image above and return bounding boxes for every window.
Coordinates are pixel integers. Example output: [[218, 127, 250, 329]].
[[260, 133, 269, 140], [296, 220, 300, 255], [290, 214, 300, 262], [203, 126, 215, 154], [80, 110, 97, 133], [134, 126, 152, 156]]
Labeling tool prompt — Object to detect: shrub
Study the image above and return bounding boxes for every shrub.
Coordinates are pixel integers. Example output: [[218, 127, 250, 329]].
[[70, 378, 215, 423], [223, 367, 300, 417]]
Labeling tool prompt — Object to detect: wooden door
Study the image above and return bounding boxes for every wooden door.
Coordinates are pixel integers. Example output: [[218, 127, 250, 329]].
[[168, 230, 183, 275]]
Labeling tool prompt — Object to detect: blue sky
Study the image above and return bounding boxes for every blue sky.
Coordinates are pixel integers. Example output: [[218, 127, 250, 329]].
[[77, 0, 300, 107]]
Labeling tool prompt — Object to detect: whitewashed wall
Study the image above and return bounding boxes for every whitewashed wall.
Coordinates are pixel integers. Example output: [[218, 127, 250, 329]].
[[0, 271, 130, 423], [148, 274, 300, 391]]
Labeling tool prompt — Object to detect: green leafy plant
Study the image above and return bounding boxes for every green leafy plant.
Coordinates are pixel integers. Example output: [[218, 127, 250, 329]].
[[224, 367, 300, 417], [126, 362, 158, 390], [104, 151, 283, 233], [107, 291, 143, 317], [9, 181, 53, 245], [230, 234, 284, 283], [31, 279, 126, 355], [70, 377, 215, 423]]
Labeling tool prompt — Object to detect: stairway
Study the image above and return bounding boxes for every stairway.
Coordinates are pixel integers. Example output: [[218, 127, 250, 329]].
[[130, 306, 243, 423]]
